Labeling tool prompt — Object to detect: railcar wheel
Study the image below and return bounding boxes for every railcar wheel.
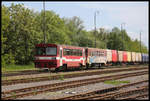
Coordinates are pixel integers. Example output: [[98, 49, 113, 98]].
[[99, 63, 101, 68], [55, 67, 60, 72], [79, 64, 83, 70], [86, 63, 89, 69], [63, 64, 67, 71]]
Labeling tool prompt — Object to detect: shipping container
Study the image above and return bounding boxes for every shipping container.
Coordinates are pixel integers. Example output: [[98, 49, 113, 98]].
[[127, 51, 132, 62], [135, 52, 139, 62], [142, 53, 146, 63], [138, 53, 142, 62], [106, 49, 112, 63], [131, 52, 136, 62], [112, 50, 118, 63], [147, 54, 149, 62], [145, 54, 149, 62], [118, 51, 123, 62], [123, 51, 127, 62]]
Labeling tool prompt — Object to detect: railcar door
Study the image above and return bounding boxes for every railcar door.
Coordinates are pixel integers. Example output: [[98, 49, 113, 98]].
[[60, 47, 63, 66], [83, 49, 85, 66]]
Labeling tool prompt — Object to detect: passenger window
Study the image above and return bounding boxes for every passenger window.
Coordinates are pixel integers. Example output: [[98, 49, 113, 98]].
[[80, 50, 82, 56], [66, 49, 70, 55]]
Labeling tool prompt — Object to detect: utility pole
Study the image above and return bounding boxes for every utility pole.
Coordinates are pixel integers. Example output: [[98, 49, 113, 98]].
[[43, 1, 46, 44], [94, 11, 99, 48], [140, 31, 142, 53], [121, 23, 125, 50]]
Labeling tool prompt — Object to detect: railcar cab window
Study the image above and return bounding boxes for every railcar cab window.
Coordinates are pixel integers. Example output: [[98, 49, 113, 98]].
[[36, 47, 57, 55], [46, 47, 57, 55], [36, 47, 46, 55]]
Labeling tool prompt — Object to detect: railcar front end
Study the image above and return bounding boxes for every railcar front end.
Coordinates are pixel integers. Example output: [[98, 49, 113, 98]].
[[34, 44, 59, 69]]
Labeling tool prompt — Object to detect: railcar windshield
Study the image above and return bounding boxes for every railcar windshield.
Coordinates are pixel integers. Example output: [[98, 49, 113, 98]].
[[36, 47, 46, 55], [36, 47, 57, 55], [46, 47, 57, 55]]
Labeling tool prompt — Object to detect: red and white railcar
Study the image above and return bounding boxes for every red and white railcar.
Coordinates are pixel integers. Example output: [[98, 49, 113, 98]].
[[34, 43, 86, 70]]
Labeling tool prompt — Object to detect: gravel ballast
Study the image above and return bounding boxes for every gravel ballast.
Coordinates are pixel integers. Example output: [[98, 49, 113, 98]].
[[19, 74, 148, 99]]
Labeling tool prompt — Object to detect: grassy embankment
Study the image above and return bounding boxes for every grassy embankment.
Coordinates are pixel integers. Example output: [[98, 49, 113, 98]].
[[2, 63, 37, 73]]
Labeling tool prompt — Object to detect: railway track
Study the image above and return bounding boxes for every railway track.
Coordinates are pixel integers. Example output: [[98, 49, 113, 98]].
[[2, 70, 148, 100], [55, 80, 148, 100], [118, 92, 148, 100], [91, 85, 148, 100], [2, 66, 148, 86], [112, 86, 148, 100], [2, 69, 47, 77], [2, 64, 147, 77]]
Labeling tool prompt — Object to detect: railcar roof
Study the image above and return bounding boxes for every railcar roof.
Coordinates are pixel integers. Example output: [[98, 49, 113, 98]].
[[87, 47, 106, 50], [35, 43, 85, 49]]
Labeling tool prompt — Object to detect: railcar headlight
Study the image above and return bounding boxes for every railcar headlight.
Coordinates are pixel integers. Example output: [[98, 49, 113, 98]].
[[51, 57, 56, 60], [35, 57, 39, 60]]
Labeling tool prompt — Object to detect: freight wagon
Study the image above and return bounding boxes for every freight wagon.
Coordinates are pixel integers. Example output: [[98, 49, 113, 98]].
[[123, 51, 127, 63], [112, 50, 118, 64], [131, 52, 136, 63], [127, 51, 132, 64], [117, 51, 123, 64], [106, 49, 118, 65], [142, 53, 147, 63], [86, 48, 107, 68], [106, 49, 112, 64], [135, 52, 139, 62], [138, 53, 142, 63]]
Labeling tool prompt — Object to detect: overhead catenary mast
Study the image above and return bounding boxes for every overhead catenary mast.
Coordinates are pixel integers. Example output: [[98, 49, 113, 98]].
[[94, 11, 99, 48], [43, 1, 46, 44], [121, 23, 125, 51], [140, 31, 142, 53]]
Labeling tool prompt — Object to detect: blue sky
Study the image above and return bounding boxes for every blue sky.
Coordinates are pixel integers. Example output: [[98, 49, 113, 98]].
[[2, 1, 149, 49]]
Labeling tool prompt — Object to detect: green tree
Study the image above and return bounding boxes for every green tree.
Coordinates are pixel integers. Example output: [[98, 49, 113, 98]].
[[2, 4, 39, 64], [2, 5, 15, 66], [63, 16, 84, 46], [107, 27, 123, 50], [35, 10, 71, 45]]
